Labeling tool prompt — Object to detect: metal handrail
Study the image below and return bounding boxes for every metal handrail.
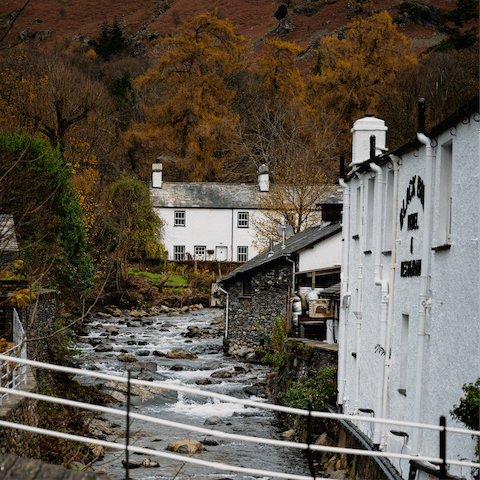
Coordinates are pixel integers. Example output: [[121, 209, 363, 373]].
[[0, 308, 27, 405]]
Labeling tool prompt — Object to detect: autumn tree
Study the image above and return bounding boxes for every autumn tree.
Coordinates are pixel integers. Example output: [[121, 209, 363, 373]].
[[252, 165, 331, 251], [309, 10, 417, 152], [126, 11, 251, 182], [256, 37, 305, 102]]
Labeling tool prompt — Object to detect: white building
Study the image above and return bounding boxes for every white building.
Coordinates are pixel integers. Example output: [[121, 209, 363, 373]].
[[338, 98, 479, 479], [150, 163, 271, 262]]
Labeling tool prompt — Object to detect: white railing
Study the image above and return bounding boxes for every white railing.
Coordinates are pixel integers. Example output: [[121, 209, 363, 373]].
[[0, 308, 27, 405], [0, 354, 478, 479]]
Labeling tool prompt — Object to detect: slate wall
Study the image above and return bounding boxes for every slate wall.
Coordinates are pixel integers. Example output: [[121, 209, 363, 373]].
[[223, 262, 292, 353]]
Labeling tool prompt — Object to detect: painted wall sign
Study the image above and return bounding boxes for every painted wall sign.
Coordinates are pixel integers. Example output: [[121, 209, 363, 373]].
[[401, 259, 422, 277], [399, 175, 425, 230], [399, 175, 424, 277]]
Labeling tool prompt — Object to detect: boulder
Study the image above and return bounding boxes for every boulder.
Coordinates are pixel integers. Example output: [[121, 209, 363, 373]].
[[118, 354, 137, 362], [201, 439, 219, 446], [122, 459, 141, 469], [166, 350, 198, 359], [141, 458, 160, 467], [95, 344, 113, 353], [204, 416, 222, 425], [153, 350, 166, 357], [137, 350, 150, 356], [166, 440, 204, 454], [210, 369, 234, 379]]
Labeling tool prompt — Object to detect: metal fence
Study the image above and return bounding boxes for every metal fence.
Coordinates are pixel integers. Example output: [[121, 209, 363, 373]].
[[0, 354, 478, 479], [0, 308, 27, 405]]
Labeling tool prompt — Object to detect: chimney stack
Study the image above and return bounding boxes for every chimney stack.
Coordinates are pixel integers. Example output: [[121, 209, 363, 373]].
[[152, 158, 163, 189], [350, 116, 387, 166], [258, 164, 269, 192]]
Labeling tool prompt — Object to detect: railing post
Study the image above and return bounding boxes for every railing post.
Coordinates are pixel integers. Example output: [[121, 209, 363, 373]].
[[440, 415, 447, 479]]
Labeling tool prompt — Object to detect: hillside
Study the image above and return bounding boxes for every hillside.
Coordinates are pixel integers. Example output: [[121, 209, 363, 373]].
[[0, 0, 461, 69]]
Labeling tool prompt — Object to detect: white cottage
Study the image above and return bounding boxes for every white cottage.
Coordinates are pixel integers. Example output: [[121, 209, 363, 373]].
[[150, 164, 270, 262], [338, 98, 479, 479]]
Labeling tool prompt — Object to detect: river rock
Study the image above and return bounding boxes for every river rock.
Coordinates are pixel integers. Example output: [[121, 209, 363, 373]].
[[166, 350, 198, 359], [118, 354, 137, 362], [97, 312, 112, 319], [210, 369, 234, 378], [195, 378, 212, 385], [141, 458, 160, 467], [201, 439, 219, 446], [183, 326, 201, 338], [136, 362, 157, 372], [243, 385, 265, 397], [95, 344, 114, 352], [315, 432, 329, 446], [107, 327, 119, 335], [167, 440, 204, 454], [204, 416, 222, 425], [153, 350, 166, 357], [89, 338, 102, 346], [127, 340, 137, 345], [122, 459, 141, 469], [170, 365, 183, 371], [281, 429, 295, 439], [137, 350, 150, 356]]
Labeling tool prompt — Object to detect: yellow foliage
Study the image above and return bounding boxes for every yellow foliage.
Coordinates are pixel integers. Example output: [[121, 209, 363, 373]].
[[127, 11, 251, 181], [309, 11, 417, 119], [257, 37, 305, 101], [85, 49, 97, 57], [9, 288, 36, 307]]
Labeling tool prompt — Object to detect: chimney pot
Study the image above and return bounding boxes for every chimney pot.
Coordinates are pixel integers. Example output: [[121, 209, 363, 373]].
[[258, 164, 269, 192]]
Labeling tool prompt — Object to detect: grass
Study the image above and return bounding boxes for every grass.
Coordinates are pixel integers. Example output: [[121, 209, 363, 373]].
[[128, 269, 188, 288]]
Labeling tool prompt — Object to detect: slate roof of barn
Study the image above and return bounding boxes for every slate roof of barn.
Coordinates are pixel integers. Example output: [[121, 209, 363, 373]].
[[218, 221, 342, 284]]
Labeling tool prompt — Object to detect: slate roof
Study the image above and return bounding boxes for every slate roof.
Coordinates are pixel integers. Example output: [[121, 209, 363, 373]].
[[151, 183, 343, 209], [151, 183, 267, 209], [218, 221, 342, 284]]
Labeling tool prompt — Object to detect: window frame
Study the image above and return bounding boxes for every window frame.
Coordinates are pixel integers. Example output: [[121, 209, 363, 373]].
[[237, 246, 248, 262], [173, 245, 185, 261], [237, 211, 249, 228], [194, 245, 206, 260], [174, 210, 186, 227]]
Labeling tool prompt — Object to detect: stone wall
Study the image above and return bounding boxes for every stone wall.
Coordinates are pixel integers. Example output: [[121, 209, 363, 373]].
[[270, 339, 338, 401], [223, 262, 292, 356]]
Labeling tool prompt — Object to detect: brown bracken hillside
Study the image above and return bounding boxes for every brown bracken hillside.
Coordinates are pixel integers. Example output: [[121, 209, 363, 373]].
[[0, 0, 464, 70]]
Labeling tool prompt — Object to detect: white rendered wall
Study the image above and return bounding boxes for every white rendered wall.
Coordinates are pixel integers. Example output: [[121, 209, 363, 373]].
[[298, 232, 342, 272], [156, 207, 263, 261], [341, 114, 479, 478]]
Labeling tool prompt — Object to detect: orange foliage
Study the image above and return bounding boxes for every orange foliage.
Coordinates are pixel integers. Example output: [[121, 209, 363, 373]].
[[125, 11, 251, 182]]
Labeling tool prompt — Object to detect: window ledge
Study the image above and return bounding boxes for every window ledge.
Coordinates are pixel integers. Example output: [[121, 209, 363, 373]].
[[382, 250, 392, 256], [432, 243, 452, 252], [363, 250, 372, 255], [398, 388, 406, 396]]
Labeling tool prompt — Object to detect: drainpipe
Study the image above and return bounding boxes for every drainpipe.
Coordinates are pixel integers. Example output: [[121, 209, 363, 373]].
[[381, 155, 400, 448], [338, 178, 351, 409], [412, 99, 434, 455], [217, 285, 230, 338], [354, 172, 365, 414], [231, 210, 234, 262], [286, 256, 296, 335], [369, 160, 389, 448]]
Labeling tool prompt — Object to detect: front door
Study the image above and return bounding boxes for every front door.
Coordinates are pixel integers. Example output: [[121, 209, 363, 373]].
[[215, 246, 228, 261]]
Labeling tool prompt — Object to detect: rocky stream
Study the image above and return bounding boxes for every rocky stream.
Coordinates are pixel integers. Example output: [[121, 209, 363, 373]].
[[73, 306, 313, 480]]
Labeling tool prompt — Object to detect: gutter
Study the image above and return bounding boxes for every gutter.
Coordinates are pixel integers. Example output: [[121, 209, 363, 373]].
[[325, 403, 403, 480]]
